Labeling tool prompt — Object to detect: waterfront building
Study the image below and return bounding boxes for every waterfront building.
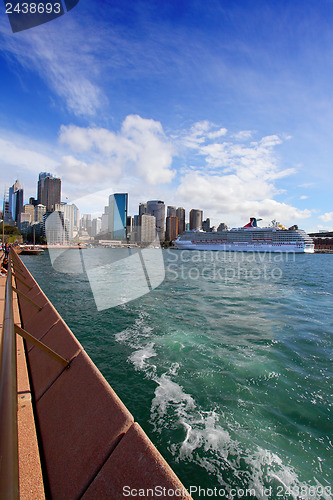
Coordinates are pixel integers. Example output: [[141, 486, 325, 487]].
[[139, 203, 147, 216], [147, 200, 165, 241], [37, 172, 61, 211], [140, 214, 156, 243], [80, 214, 92, 235], [131, 214, 140, 242], [176, 207, 185, 234], [91, 217, 102, 237], [34, 204, 46, 223], [202, 218, 211, 232], [20, 212, 31, 224], [23, 204, 35, 222], [101, 214, 109, 233], [166, 216, 179, 241], [189, 209, 203, 230], [19, 213, 32, 235], [101, 206, 109, 234], [108, 193, 128, 241], [72, 204, 80, 234], [44, 211, 69, 245], [3, 189, 11, 224], [167, 206, 177, 217], [55, 203, 76, 241], [8, 179, 24, 224]]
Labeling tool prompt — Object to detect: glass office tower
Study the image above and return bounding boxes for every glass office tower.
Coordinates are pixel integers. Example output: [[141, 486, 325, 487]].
[[108, 193, 128, 240]]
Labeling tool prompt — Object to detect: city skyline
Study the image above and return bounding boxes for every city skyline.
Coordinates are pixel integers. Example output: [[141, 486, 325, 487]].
[[1, 2, 332, 231]]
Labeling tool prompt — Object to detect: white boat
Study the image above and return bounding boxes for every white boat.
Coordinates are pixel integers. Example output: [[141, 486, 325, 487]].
[[174, 218, 315, 253]]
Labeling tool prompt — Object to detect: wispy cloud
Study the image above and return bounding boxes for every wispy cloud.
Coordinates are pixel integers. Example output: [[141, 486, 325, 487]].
[[0, 14, 105, 116]]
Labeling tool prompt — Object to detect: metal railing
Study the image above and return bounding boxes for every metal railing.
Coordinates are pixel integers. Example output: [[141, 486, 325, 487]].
[[0, 250, 19, 499]]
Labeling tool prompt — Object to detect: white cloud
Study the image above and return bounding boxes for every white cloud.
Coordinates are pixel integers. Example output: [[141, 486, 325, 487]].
[[300, 195, 308, 200], [59, 115, 176, 186], [319, 212, 333, 222], [176, 171, 311, 226], [175, 125, 310, 227], [0, 17, 105, 116], [231, 130, 253, 140], [0, 137, 58, 174]]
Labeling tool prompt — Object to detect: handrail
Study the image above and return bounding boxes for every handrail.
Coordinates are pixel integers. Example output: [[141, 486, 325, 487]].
[[0, 249, 19, 499]]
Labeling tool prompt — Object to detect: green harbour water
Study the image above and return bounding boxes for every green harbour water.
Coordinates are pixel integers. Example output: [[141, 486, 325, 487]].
[[21, 249, 332, 500]]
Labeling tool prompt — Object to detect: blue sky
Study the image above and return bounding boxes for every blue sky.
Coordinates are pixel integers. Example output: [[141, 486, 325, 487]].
[[0, 0, 332, 230]]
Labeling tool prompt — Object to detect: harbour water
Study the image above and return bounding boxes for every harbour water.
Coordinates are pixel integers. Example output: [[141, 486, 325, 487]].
[[21, 249, 332, 499]]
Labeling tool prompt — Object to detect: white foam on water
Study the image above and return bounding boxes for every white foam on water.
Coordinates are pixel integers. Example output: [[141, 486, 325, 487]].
[[129, 342, 157, 370], [115, 308, 332, 499], [150, 372, 196, 431]]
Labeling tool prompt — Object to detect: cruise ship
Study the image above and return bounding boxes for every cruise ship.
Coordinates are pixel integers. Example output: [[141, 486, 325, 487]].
[[174, 218, 315, 253]]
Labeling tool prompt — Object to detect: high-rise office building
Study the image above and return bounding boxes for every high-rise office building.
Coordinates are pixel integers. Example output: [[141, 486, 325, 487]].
[[140, 214, 156, 243], [167, 206, 177, 217], [147, 200, 165, 241], [55, 203, 76, 241], [3, 189, 10, 223], [44, 211, 69, 245], [37, 172, 61, 211], [80, 214, 92, 236], [176, 207, 185, 234], [91, 217, 102, 237], [35, 204, 46, 223], [139, 203, 147, 216], [189, 209, 203, 230], [108, 193, 128, 240], [166, 216, 179, 241], [101, 206, 109, 233], [23, 204, 35, 222], [8, 180, 23, 224]]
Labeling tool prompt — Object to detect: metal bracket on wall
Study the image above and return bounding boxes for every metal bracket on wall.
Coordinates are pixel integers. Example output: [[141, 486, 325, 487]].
[[14, 325, 70, 368], [11, 273, 33, 290], [12, 287, 43, 311]]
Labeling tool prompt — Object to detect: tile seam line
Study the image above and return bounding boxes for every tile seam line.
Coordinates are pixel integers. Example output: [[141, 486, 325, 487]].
[[77, 424, 135, 499]]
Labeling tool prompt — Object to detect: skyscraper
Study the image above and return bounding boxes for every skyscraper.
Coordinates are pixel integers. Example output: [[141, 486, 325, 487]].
[[176, 207, 185, 234], [140, 214, 156, 243], [8, 180, 23, 224], [139, 203, 147, 216], [55, 203, 76, 241], [147, 200, 165, 241], [166, 216, 179, 241], [37, 172, 61, 211], [35, 204, 46, 223], [23, 204, 35, 222], [189, 209, 203, 230], [167, 206, 177, 217], [108, 193, 128, 240]]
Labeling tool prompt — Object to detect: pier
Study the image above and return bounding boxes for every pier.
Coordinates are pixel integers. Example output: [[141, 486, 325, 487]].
[[0, 250, 192, 499]]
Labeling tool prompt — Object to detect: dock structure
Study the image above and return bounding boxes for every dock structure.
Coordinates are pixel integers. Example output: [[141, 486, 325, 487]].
[[0, 250, 192, 499]]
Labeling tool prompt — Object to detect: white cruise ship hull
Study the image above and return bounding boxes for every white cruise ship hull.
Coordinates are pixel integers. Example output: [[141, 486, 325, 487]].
[[174, 241, 314, 253]]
